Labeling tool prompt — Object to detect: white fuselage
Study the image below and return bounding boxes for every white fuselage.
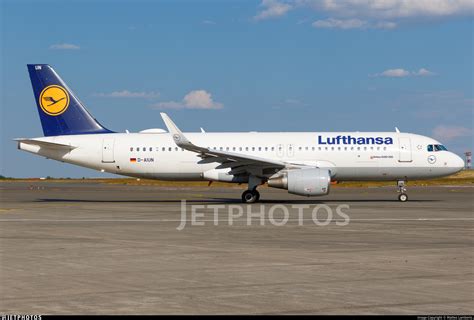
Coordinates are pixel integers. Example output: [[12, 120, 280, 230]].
[[18, 131, 464, 181]]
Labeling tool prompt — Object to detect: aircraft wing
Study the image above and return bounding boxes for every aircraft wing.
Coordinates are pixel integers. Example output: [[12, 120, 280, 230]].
[[160, 113, 286, 175], [14, 138, 77, 150]]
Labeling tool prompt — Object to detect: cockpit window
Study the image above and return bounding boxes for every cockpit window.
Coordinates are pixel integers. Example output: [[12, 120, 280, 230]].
[[428, 144, 447, 152]]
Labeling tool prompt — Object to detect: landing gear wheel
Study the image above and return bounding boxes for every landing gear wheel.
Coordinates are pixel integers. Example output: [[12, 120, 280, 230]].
[[242, 190, 259, 203], [398, 193, 408, 202]]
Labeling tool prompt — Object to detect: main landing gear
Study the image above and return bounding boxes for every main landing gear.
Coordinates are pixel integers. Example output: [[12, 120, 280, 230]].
[[397, 180, 408, 202], [242, 189, 260, 203], [241, 175, 262, 203]]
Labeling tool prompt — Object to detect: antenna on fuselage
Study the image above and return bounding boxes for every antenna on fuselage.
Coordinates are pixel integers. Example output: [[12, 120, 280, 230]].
[[200, 127, 206, 133], [395, 127, 400, 133]]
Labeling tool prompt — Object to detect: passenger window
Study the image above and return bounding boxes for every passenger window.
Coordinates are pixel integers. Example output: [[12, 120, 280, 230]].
[[168, 147, 172, 151], [130, 147, 133, 151], [149, 147, 152, 151], [162, 147, 165, 151]]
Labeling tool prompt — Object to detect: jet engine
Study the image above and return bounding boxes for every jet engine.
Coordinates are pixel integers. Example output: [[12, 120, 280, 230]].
[[267, 168, 331, 196]]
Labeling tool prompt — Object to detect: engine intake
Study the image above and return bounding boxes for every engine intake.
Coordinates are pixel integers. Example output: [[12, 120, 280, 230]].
[[268, 168, 331, 196]]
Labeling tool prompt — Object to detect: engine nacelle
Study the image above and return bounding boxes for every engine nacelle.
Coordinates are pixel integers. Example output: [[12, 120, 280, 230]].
[[268, 168, 331, 196]]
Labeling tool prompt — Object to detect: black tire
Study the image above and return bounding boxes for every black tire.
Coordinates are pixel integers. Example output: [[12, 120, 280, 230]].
[[398, 193, 408, 202], [242, 190, 258, 203]]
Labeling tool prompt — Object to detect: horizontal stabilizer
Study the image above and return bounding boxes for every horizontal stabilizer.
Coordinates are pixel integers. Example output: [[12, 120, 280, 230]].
[[15, 138, 76, 150]]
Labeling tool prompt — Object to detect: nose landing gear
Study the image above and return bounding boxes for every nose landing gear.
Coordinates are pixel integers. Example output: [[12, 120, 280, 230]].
[[397, 180, 408, 202]]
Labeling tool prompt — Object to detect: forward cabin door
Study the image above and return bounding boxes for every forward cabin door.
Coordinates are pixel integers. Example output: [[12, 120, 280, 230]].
[[102, 138, 115, 163], [398, 137, 412, 162]]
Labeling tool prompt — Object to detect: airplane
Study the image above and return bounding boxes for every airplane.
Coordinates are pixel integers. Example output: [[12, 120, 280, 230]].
[[17, 64, 465, 203]]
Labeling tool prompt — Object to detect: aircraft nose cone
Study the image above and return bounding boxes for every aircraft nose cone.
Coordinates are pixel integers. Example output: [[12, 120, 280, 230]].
[[451, 153, 465, 172]]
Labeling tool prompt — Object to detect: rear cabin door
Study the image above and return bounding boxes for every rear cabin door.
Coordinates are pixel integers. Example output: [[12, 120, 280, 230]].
[[398, 137, 412, 162], [102, 138, 115, 163]]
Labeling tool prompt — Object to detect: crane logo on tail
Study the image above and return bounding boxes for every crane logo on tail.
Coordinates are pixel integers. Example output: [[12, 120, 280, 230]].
[[39, 85, 70, 116]]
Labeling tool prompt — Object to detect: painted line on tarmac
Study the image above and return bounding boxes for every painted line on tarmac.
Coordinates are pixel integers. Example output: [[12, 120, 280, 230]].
[[0, 218, 473, 222]]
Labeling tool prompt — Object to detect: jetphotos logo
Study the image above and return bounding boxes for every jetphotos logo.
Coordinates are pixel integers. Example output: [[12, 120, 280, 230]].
[[177, 200, 350, 230], [318, 135, 393, 145]]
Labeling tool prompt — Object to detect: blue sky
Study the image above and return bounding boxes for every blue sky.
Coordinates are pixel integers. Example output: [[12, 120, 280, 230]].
[[1, 0, 473, 177]]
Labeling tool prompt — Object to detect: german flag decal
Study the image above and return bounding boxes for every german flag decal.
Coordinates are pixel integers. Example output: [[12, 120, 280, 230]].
[[130, 158, 137, 163]]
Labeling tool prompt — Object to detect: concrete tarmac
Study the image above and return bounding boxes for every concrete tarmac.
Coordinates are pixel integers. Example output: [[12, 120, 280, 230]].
[[0, 181, 473, 314]]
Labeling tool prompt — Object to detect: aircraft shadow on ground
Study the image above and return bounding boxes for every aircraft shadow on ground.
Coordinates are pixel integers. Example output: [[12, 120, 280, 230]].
[[36, 198, 438, 204]]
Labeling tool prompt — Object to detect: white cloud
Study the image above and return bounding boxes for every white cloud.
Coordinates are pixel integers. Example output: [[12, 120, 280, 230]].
[[49, 43, 80, 50], [95, 90, 160, 98], [312, 18, 367, 29], [432, 125, 472, 141], [374, 21, 397, 29], [377, 68, 411, 77], [373, 68, 436, 77], [151, 90, 223, 110], [312, 18, 397, 29], [413, 68, 436, 76], [254, 0, 292, 20], [305, 0, 474, 19], [255, 0, 474, 28]]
